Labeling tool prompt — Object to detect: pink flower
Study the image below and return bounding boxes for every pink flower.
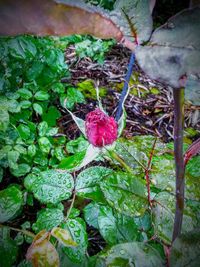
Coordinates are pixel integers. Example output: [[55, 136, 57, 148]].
[[85, 108, 118, 147]]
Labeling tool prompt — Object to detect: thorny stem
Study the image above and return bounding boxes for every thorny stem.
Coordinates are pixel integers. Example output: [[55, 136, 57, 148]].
[[172, 87, 185, 242], [145, 138, 157, 207], [115, 53, 135, 121], [0, 224, 35, 238]]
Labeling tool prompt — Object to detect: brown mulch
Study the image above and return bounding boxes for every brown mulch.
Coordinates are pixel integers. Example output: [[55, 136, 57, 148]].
[[59, 44, 200, 143]]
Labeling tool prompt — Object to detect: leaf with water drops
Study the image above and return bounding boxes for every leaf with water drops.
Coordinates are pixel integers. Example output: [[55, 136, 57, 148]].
[[170, 229, 200, 267], [61, 218, 88, 263], [152, 191, 200, 244], [100, 171, 147, 217], [32, 208, 64, 233], [26, 230, 59, 267], [0, 185, 23, 223], [95, 241, 165, 266], [24, 170, 74, 204], [84, 202, 140, 245], [51, 227, 77, 247], [76, 166, 113, 202]]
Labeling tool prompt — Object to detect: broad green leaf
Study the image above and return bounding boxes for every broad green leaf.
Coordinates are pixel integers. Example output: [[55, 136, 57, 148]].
[[38, 137, 52, 154], [26, 230, 59, 267], [113, 0, 153, 44], [8, 37, 37, 59], [32, 208, 64, 233], [0, 185, 23, 223], [61, 218, 88, 263], [18, 88, 33, 100], [0, 0, 134, 50], [11, 163, 31, 177], [96, 242, 164, 267], [100, 171, 147, 216], [0, 227, 18, 267], [186, 155, 200, 178], [33, 103, 43, 115], [51, 227, 77, 247], [7, 150, 20, 169], [24, 169, 74, 204], [76, 166, 113, 202], [34, 91, 50, 101], [20, 100, 32, 109], [170, 229, 200, 267], [84, 202, 140, 245], [135, 7, 200, 88], [152, 192, 200, 244]]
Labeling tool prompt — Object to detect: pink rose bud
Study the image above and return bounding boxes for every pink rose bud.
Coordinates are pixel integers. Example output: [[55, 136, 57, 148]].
[[85, 108, 118, 147]]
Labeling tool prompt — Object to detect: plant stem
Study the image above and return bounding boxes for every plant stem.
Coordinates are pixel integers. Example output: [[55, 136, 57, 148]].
[[172, 87, 185, 242], [115, 53, 135, 121], [65, 190, 76, 220], [0, 224, 35, 238], [108, 150, 133, 174]]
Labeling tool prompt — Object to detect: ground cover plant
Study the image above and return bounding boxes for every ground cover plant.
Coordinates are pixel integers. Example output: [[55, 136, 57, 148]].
[[0, 0, 200, 266]]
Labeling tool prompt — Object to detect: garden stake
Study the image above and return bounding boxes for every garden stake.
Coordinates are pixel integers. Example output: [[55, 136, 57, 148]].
[[172, 87, 185, 242], [115, 52, 135, 121]]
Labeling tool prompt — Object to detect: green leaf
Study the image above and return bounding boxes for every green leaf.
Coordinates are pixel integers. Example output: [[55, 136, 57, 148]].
[[24, 169, 74, 204], [34, 91, 50, 101], [38, 121, 48, 137], [66, 136, 89, 154], [170, 229, 200, 267], [42, 106, 61, 127], [84, 202, 140, 245], [38, 137, 52, 154], [59, 150, 86, 170], [96, 242, 164, 266], [60, 87, 85, 110], [0, 109, 9, 132], [18, 88, 33, 100], [17, 124, 31, 140], [186, 155, 200, 178], [76, 166, 113, 202], [32, 208, 64, 233], [0, 185, 23, 223], [61, 218, 88, 263], [51, 227, 77, 247], [7, 150, 20, 169], [100, 171, 147, 216], [11, 163, 31, 177], [33, 103, 43, 115], [27, 144, 36, 157], [0, 227, 19, 267]]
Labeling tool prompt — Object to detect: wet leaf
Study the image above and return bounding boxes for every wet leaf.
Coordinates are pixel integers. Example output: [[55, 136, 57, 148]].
[[51, 227, 77, 247], [96, 241, 164, 266], [76, 166, 113, 202], [33, 103, 43, 115], [32, 208, 64, 233], [24, 169, 74, 204], [34, 91, 50, 101], [100, 171, 148, 216], [66, 136, 89, 154], [0, 185, 23, 223], [26, 230, 59, 267], [61, 218, 88, 263], [59, 150, 86, 170], [170, 229, 200, 267], [38, 137, 52, 154]]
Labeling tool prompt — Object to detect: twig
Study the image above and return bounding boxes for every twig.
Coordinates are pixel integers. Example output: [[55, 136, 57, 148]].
[[0, 224, 35, 238]]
